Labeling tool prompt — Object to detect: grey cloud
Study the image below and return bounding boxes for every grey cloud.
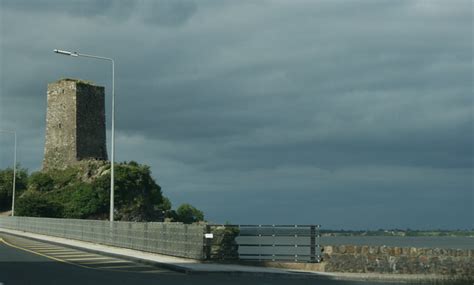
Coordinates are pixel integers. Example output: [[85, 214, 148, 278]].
[[0, 0, 472, 228], [1, 0, 117, 17], [1, 0, 197, 26], [140, 0, 197, 27]]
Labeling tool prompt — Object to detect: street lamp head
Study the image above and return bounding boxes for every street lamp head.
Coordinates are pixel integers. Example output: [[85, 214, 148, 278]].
[[53, 49, 78, 57]]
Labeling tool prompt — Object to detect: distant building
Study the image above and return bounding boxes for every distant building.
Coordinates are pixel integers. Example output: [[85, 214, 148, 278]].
[[42, 78, 107, 170]]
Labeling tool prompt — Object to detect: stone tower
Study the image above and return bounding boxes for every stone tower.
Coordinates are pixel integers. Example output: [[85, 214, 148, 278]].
[[42, 78, 108, 170]]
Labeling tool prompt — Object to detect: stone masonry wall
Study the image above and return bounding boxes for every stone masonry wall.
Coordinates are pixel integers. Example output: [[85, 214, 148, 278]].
[[76, 82, 107, 161], [43, 79, 107, 170], [323, 245, 473, 278], [43, 79, 78, 170]]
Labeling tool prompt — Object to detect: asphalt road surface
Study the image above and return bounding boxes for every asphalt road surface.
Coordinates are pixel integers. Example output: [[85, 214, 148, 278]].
[[0, 233, 348, 285]]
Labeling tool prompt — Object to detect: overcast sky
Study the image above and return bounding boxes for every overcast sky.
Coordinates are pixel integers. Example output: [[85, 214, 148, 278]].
[[0, 0, 472, 229]]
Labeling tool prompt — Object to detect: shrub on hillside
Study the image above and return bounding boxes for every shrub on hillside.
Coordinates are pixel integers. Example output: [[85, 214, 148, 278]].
[[0, 166, 28, 211], [28, 172, 54, 192], [15, 192, 63, 218], [176, 203, 204, 224]]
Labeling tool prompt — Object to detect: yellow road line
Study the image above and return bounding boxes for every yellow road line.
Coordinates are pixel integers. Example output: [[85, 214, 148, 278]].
[[0, 237, 174, 275], [0, 237, 91, 270]]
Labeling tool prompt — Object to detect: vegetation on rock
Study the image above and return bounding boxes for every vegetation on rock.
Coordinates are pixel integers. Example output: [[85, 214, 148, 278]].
[[0, 161, 204, 223], [167, 204, 204, 224]]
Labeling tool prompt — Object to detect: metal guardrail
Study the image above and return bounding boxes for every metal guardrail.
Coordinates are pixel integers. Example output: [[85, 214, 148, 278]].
[[0, 217, 322, 263], [207, 224, 322, 263]]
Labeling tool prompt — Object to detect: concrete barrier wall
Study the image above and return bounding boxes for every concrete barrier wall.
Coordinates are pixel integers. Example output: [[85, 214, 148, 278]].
[[0, 216, 205, 260], [323, 245, 473, 278]]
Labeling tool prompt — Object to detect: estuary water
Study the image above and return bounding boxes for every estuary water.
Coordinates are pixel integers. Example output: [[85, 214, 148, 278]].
[[320, 236, 474, 250], [237, 235, 473, 262], [237, 236, 474, 250]]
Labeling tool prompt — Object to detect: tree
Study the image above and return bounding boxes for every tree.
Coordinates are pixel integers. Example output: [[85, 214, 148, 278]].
[[176, 203, 204, 224], [111, 162, 168, 221], [0, 166, 28, 211]]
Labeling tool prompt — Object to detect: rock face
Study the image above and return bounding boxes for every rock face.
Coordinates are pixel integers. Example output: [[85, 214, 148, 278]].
[[43, 79, 107, 170], [208, 225, 240, 260]]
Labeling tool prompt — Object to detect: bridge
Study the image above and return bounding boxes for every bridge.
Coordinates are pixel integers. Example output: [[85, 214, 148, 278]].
[[2, 216, 471, 283], [0, 216, 326, 285]]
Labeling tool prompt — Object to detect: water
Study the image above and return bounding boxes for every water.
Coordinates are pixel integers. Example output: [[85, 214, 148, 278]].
[[236, 235, 473, 262], [237, 236, 474, 250], [320, 236, 474, 250]]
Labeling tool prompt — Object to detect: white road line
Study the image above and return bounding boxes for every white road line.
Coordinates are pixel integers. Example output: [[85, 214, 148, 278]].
[[39, 251, 83, 255], [37, 249, 82, 252], [97, 264, 150, 269], [52, 254, 99, 258], [66, 257, 112, 261], [24, 244, 58, 249], [80, 258, 124, 265]]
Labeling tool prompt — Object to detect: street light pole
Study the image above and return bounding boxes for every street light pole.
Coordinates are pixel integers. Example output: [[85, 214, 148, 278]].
[[53, 49, 116, 222], [0, 129, 17, 216]]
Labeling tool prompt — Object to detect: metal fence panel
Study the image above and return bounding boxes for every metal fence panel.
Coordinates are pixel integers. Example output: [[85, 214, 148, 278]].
[[230, 224, 322, 263], [0, 216, 205, 260]]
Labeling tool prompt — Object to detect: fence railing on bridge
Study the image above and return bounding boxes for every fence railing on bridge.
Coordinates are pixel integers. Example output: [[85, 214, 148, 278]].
[[0, 216, 205, 259], [0, 217, 322, 263]]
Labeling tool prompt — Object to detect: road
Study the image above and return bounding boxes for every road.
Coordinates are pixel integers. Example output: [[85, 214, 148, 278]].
[[0, 233, 347, 285]]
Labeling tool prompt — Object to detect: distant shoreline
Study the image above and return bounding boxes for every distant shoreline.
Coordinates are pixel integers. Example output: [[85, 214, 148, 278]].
[[321, 230, 474, 237]]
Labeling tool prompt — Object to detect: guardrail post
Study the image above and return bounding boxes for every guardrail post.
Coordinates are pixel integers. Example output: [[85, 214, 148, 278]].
[[316, 224, 322, 262], [294, 224, 298, 262], [205, 224, 212, 260], [258, 225, 262, 261], [310, 225, 316, 263]]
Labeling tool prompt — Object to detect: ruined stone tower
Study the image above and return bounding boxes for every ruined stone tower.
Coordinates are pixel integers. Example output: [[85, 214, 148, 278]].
[[42, 78, 107, 170]]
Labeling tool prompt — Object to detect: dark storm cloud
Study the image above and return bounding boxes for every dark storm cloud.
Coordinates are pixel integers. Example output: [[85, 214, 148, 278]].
[[1, 0, 117, 17], [1, 0, 196, 26], [141, 0, 197, 27], [0, 0, 472, 228]]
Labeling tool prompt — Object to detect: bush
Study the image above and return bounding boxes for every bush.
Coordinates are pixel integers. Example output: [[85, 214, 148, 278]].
[[15, 192, 63, 218], [62, 183, 108, 219], [112, 162, 167, 221], [28, 172, 54, 192], [176, 203, 204, 224]]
